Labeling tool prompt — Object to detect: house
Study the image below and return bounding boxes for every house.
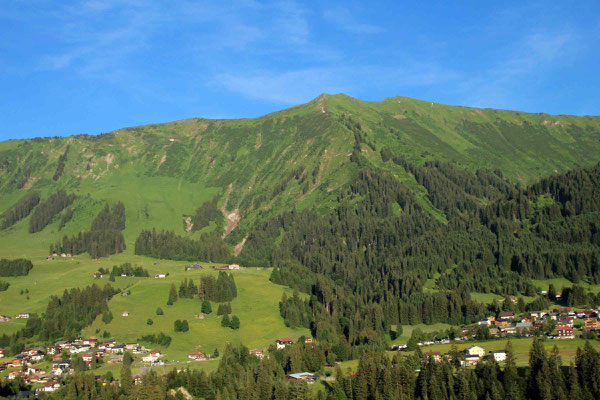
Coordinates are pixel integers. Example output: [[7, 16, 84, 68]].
[[52, 361, 70, 371], [52, 253, 58, 257], [276, 339, 294, 350], [154, 273, 167, 279], [66, 253, 72, 257], [42, 381, 61, 392], [250, 349, 264, 359], [556, 326, 574, 338], [8, 371, 22, 380], [498, 312, 514, 321], [465, 346, 485, 358], [121, 291, 130, 297], [122, 311, 129, 317], [17, 313, 30, 319], [93, 272, 103, 279], [0, 315, 12, 322], [585, 319, 600, 331], [490, 350, 507, 362], [478, 320, 491, 327], [425, 352, 442, 362], [304, 337, 313, 344], [0, 349, 4, 358], [515, 322, 532, 334], [286, 372, 319, 384], [188, 351, 206, 361], [125, 343, 139, 351], [46, 256, 53, 261], [195, 313, 205, 320], [60, 253, 66, 257], [82, 353, 93, 363], [462, 355, 481, 367], [228, 264, 240, 270], [185, 263, 203, 271], [142, 350, 162, 363]]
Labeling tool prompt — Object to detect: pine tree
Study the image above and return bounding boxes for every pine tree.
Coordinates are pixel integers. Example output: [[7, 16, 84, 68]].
[[230, 315, 240, 330], [221, 314, 230, 328], [168, 283, 178, 305], [120, 364, 133, 395], [202, 299, 212, 314]]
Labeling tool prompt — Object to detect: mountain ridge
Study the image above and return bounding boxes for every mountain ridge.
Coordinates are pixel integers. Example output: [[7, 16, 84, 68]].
[[1, 93, 600, 259]]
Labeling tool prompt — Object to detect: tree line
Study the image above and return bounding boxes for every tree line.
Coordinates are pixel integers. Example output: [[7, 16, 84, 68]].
[[1, 192, 40, 229], [29, 190, 76, 233], [134, 228, 230, 262], [50, 202, 126, 258], [0, 258, 33, 276]]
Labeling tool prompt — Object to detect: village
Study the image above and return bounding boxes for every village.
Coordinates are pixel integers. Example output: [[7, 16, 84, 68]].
[[392, 304, 600, 367]]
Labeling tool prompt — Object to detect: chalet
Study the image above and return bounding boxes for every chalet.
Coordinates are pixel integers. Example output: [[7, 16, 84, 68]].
[[46, 256, 53, 261], [93, 272, 103, 279], [8, 359, 23, 368], [465, 346, 485, 358], [0, 315, 12, 322], [216, 265, 229, 270], [228, 264, 240, 270], [46, 346, 57, 355], [304, 337, 313, 344], [188, 351, 206, 361], [286, 372, 318, 384], [425, 352, 442, 362], [30, 351, 45, 362], [125, 343, 139, 351], [52, 253, 58, 257], [250, 349, 264, 359], [391, 343, 408, 351], [556, 326, 574, 338], [82, 353, 93, 363], [60, 253, 66, 257], [154, 273, 167, 279], [185, 263, 203, 271], [42, 381, 61, 392], [17, 313, 30, 319], [276, 339, 294, 350], [585, 319, 600, 331], [478, 320, 491, 327], [195, 313, 205, 320], [120, 273, 128, 277], [83, 339, 98, 346], [490, 350, 507, 362], [122, 311, 129, 317], [107, 345, 125, 354], [8, 371, 22, 380], [26, 366, 42, 376], [502, 325, 517, 335], [66, 253, 72, 257], [462, 355, 481, 367], [142, 350, 162, 363], [498, 312, 514, 321], [52, 360, 70, 371], [515, 322, 532, 333], [52, 354, 62, 362], [0, 349, 4, 358]]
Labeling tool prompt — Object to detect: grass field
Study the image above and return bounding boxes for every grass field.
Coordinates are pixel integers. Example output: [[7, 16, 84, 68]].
[[0, 253, 309, 362]]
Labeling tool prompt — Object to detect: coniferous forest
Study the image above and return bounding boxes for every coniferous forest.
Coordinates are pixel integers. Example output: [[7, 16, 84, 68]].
[[50, 202, 126, 258]]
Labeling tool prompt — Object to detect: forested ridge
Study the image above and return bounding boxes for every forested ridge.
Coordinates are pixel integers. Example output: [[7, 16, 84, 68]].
[[237, 160, 600, 349]]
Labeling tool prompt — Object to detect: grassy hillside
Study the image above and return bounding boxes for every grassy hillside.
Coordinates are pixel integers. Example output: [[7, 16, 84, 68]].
[[1, 94, 599, 257], [0, 253, 309, 361]]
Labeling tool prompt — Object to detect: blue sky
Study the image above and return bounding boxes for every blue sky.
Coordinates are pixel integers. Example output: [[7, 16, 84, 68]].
[[1, 1, 599, 140]]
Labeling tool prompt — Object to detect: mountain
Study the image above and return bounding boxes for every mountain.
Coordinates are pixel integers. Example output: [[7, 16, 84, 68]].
[[1, 94, 599, 259]]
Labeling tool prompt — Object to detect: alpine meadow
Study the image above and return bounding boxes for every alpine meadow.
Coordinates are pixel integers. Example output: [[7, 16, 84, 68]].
[[2, 92, 600, 400]]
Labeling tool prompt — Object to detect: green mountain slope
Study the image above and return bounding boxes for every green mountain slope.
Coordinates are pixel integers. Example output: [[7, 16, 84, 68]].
[[1, 94, 599, 257]]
